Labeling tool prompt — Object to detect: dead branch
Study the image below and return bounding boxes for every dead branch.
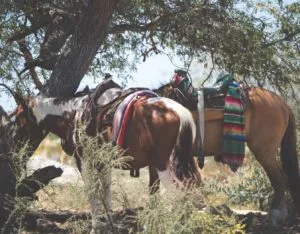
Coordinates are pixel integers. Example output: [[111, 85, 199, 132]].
[[17, 166, 63, 198], [24, 210, 91, 224]]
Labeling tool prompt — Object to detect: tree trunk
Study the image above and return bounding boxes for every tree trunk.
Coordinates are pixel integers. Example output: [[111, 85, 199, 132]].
[[44, 0, 118, 97]]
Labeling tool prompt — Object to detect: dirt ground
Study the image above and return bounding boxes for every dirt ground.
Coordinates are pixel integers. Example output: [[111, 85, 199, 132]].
[[19, 206, 300, 234]]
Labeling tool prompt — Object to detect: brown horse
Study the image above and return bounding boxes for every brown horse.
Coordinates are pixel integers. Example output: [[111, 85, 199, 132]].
[[157, 80, 300, 226], [4, 87, 201, 232]]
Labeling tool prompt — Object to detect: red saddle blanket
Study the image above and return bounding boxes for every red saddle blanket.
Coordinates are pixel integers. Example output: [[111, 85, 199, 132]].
[[112, 90, 158, 147]]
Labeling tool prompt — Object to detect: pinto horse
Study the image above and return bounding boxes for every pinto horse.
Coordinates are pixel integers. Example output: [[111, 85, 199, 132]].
[[3, 85, 201, 232], [157, 80, 300, 227]]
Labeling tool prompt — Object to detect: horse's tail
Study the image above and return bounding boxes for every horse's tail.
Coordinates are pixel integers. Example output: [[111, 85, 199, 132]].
[[280, 109, 300, 213], [170, 108, 200, 186]]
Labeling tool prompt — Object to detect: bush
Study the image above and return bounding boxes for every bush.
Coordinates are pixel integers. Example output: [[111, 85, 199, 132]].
[[138, 188, 245, 234], [201, 154, 272, 211]]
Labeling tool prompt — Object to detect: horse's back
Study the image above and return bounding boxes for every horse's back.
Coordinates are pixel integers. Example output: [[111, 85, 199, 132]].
[[245, 87, 290, 151]]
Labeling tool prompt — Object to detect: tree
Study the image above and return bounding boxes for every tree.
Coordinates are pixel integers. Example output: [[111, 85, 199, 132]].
[[0, 0, 299, 97], [0, 1, 299, 230]]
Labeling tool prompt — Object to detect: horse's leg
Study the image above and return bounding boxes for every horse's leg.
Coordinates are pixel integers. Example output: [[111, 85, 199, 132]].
[[81, 160, 113, 234], [100, 168, 112, 211], [149, 165, 160, 194], [280, 111, 300, 215], [251, 148, 288, 227]]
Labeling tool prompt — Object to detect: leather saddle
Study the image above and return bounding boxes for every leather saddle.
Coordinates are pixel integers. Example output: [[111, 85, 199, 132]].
[[173, 70, 235, 110], [85, 79, 150, 136]]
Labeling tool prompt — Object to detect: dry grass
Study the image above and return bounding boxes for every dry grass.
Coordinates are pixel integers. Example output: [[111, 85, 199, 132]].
[[35, 168, 149, 212], [33, 147, 270, 211], [26, 136, 273, 233]]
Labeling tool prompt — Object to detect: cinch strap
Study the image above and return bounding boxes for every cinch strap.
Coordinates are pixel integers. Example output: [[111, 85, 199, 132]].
[[197, 89, 205, 168]]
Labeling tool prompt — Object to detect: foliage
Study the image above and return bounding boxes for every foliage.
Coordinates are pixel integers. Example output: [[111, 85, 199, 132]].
[[0, 0, 299, 96], [202, 154, 273, 211]]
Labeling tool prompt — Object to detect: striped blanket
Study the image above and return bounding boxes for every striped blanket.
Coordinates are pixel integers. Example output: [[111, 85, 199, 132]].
[[112, 90, 158, 147], [221, 82, 246, 172]]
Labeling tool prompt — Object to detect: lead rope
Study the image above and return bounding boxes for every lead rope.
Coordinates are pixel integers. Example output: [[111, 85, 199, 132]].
[[197, 89, 205, 168]]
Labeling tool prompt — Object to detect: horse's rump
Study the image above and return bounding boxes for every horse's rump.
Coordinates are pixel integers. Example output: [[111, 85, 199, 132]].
[[123, 97, 199, 185]]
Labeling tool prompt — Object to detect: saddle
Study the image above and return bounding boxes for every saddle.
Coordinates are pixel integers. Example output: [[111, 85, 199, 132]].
[[203, 73, 236, 108], [173, 70, 236, 110], [85, 84, 150, 178], [84, 78, 122, 136], [89, 86, 150, 132]]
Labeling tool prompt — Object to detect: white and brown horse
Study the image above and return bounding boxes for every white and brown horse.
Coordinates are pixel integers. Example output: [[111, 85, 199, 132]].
[[157, 80, 300, 227], [5, 86, 201, 232]]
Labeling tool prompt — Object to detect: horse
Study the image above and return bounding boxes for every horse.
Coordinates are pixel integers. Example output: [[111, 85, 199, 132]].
[[156, 75, 300, 227], [3, 85, 201, 232]]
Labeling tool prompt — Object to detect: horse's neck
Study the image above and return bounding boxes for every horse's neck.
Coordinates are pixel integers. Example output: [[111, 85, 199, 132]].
[[42, 116, 71, 140], [34, 96, 85, 140]]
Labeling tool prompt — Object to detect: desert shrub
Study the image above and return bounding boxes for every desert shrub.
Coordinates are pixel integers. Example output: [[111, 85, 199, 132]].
[[67, 219, 91, 234], [77, 131, 132, 232], [35, 183, 89, 211], [79, 133, 131, 203], [1, 143, 34, 234], [225, 159, 272, 211], [138, 188, 245, 234], [201, 154, 272, 211]]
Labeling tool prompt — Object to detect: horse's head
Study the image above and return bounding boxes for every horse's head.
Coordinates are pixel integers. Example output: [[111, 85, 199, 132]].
[[0, 84, 46, 154], [13, 101, 45, 146]]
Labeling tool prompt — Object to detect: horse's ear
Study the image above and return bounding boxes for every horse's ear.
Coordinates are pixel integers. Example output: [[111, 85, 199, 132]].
[[0, 83, 27, 109]]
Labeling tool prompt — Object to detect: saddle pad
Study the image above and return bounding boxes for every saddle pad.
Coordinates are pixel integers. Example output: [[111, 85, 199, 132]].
[[112, 90, 158, 147], [204, 109, 223, 121], [221, 82, 246, 172]]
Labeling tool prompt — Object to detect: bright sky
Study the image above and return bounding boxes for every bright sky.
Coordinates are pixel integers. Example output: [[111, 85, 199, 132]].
[[79, 53, 210, 91], [1, 53, 209, 112], [79, 54, 179, 91]]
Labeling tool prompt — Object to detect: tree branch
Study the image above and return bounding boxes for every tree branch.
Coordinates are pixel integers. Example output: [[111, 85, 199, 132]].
[[6, 14, 50, 44], [265, 29, 300, 47], [17, 39, 43, 91]]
